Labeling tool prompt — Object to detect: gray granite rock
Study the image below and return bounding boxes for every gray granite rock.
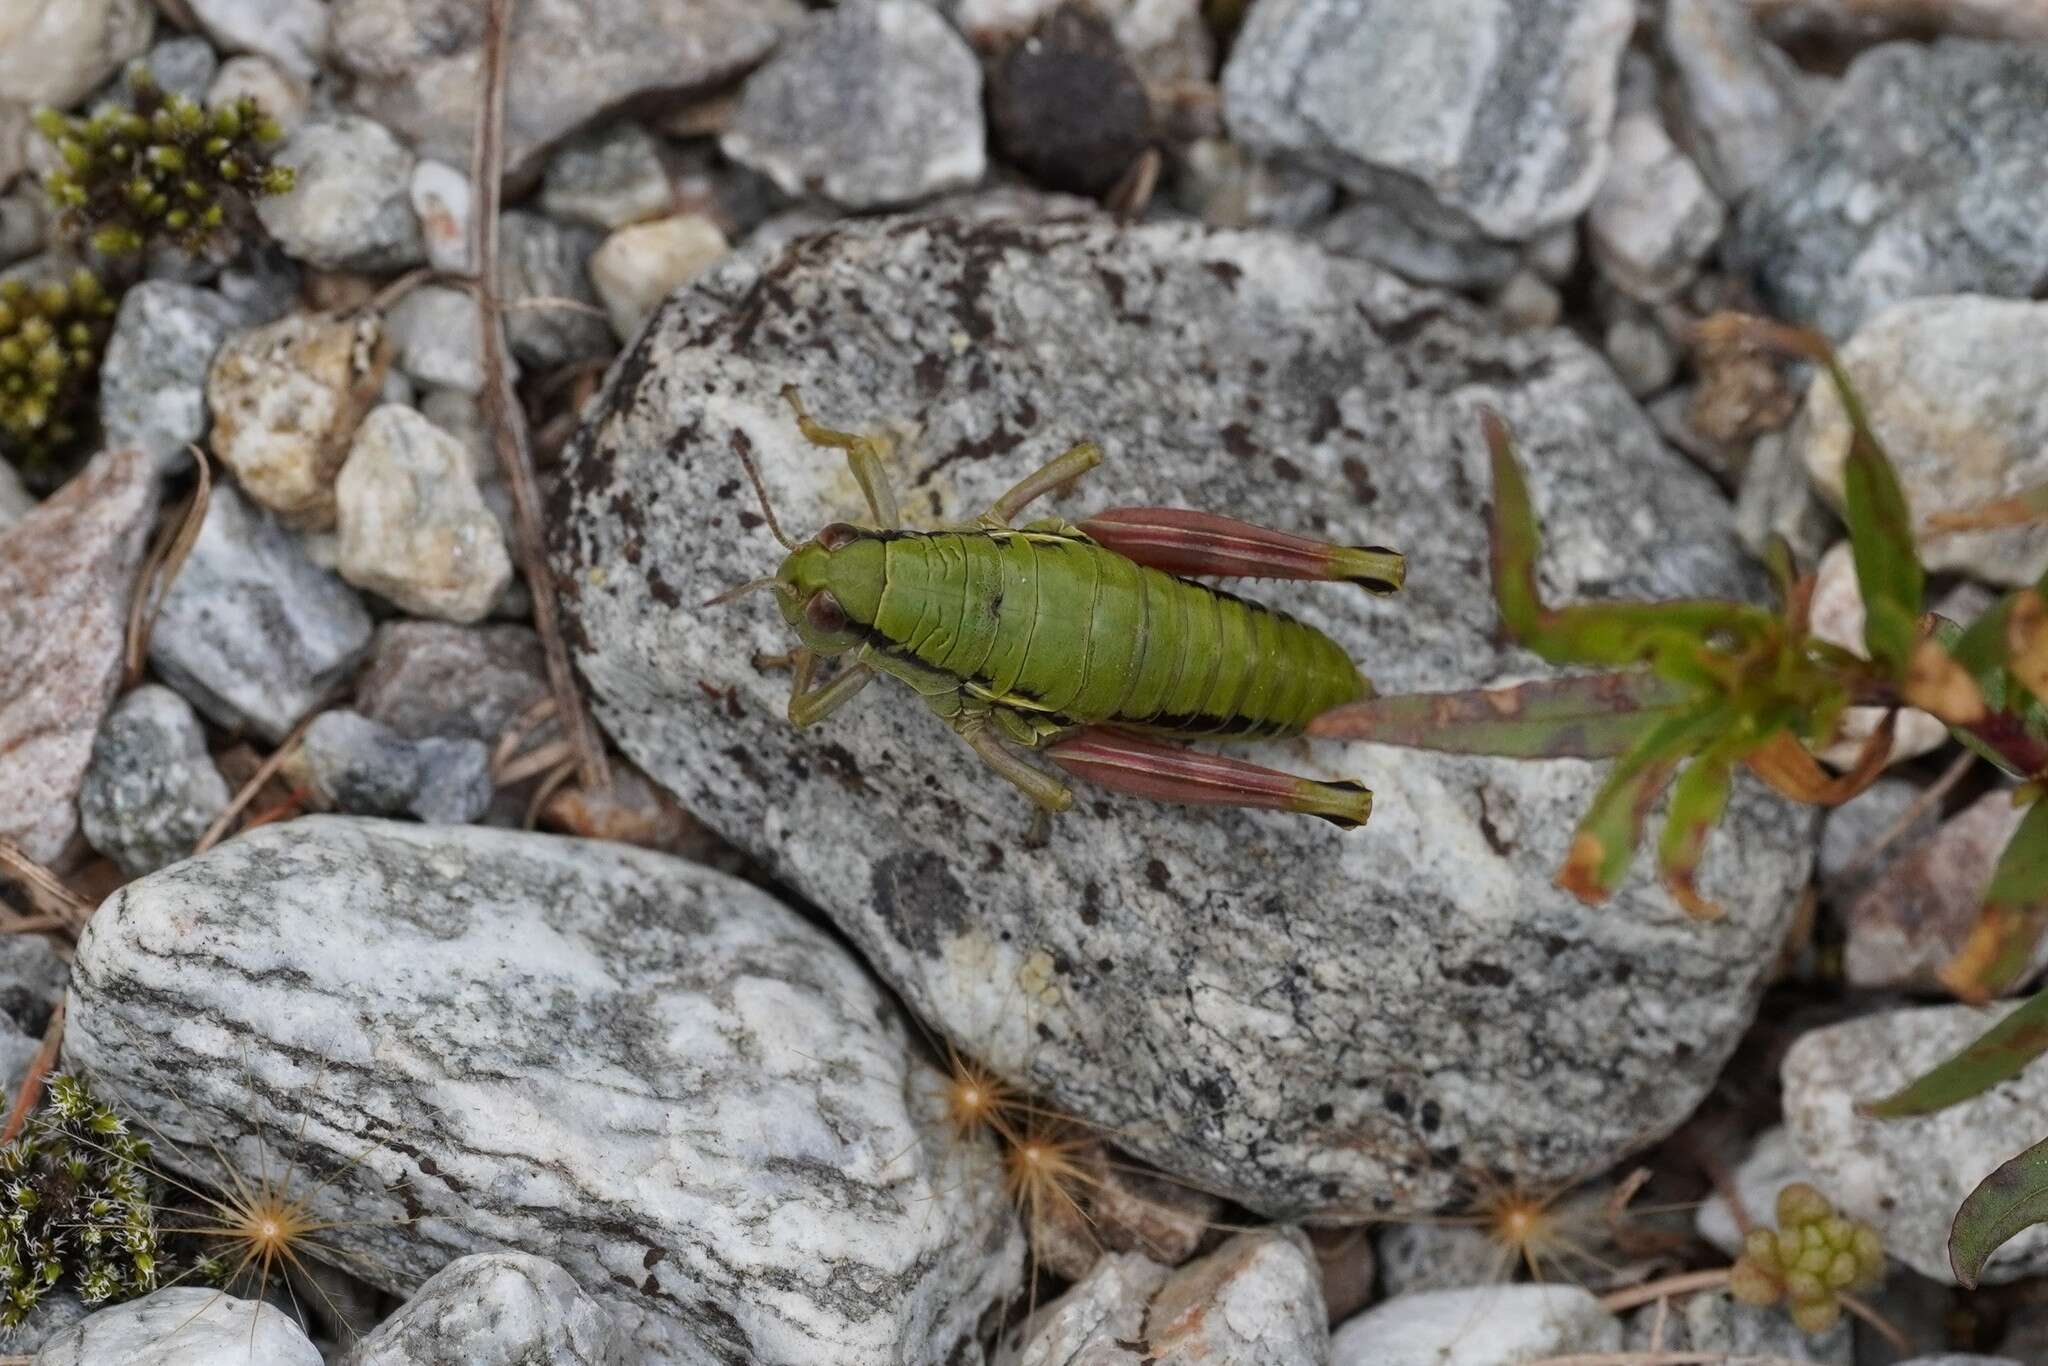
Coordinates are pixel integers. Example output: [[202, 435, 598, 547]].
[[185, 0, 326, 83], [0, 459, 31, 532], [1733, 430, 1832, 567], [1625, 1289, 1850, 1361], [131, 34, 217, 103], [541, 124, 673, 232], [0, 937, 67, 1035], [1783, 1003, 2048, 1284], [384, 285, 487, 397], [148, 482, 373, 743], [1223, 0, 1633, 242], [1372, 1223, 1500, 1298], [1816, 775, 1939, 906], [336, 405, 513, 623], [355, 621, 550, 744], [293, 709, 493, 825], [722, 0, 987, 210], [1315, 200, 1520, 290], [1797, 295, 2048, 587], [997, 1228, 1326, 1365], [331, 0, 802, 180], [1331, 1285, 1620, 1365], [1169, 139, 1337, 233], [1841, 791, 2030, 992], [0, 449, 157, 865], [550, 213, 1812, 1217], [78, 685, 229, 877], [499, 210, 612, 371], [31, 1288, 320, 1365], [0, 0, 153, 109], [1724, 40, 2048, 336], [211, 244, 301, 327], [97, 281, 244, 474], [341, 1253, 617, 1366], [256, 114, 425, 273], [65, 817, 1022, 1364], [1660, 0, 1827, 201], [207, 54, 309, 135], [0, 1292, 86, 1360], [1586, 111, 1723, 303]]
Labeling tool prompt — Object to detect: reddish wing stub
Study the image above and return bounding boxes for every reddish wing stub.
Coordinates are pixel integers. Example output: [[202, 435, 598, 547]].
[[1045, 726, 1374, 828], [1079, 507, 1405, 595]]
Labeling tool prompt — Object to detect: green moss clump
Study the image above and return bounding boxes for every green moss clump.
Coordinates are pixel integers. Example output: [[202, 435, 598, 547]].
[[1729, 1182, 1885, 1334], [35, 62, 295, 261], [0, 268, 114, 476], [0, 1074, 161, 1325]]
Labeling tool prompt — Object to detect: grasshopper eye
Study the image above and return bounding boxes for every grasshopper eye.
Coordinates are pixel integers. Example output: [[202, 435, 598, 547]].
[[805, 591, 848, 634], [817, 522, 861, 551]]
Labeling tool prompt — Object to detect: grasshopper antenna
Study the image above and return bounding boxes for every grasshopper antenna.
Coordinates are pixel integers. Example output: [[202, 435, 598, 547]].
[[703, 576, 783, 608], [733, 424, 796, 551]]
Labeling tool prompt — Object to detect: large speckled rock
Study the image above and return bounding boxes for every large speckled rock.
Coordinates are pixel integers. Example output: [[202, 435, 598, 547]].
[[1222, 0, 1633, 241], [0, 449, 157, 865], [1331, 1285, 1621, 1364], [64, 818, 1021, 1364], [1723, 40, 2048, 336], [550, 212, 1813, 1218], [341, 1253, 618, 1366], [331, 0, 803, 181], [32, 1288, 320, 1366], [1797, 295, 2048, 588], [1782, 1003, 2048, 1284]]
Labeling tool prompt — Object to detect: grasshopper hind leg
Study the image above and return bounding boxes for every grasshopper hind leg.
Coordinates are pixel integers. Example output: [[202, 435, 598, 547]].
[[1045, 726, 1374, 829]]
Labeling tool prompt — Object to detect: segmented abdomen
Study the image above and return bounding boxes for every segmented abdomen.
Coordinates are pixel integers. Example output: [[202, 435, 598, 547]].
[[873, 530, 1364, 739]]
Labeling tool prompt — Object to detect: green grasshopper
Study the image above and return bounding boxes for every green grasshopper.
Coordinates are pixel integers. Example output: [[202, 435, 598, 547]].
[[711, 389, 1405, 827]]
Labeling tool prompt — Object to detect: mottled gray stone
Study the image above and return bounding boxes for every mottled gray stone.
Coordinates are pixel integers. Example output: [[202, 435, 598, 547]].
[[97, 281, 244, 473], [1841, 792, 2030, 992], [1816, 776, 1937, 906], [1783, 1003, 2048, 1284], [1697, 1127, 1815, 1259], [331, 0, 802, 180], [131, 34, 216, 103], [31, 1288, 320, 1365], [1223, 0, 1633, 242], [1723, 41, 2048, 336], [0, 449, 157, 864], [355, 622, 550, 744], [541, 124, 673, 232], [1660, 0, 1827, 200], [1733, 430, 1832, 567], [384, 285, 487, 397], [185, 0, 326, 82], [1586, 111, 1723, 303], [0, 0, 153, 109], [147, 483, 373, 743], [1314, 199, 1521, 290], [342, 1253, 618, 1366], [78, 685, 229, 878], [336, 405, 513, 623], [293, 710, 494, 826], [1169, 139, 1337, 233], [0, 459, 31, 531], [1331, 1285, 1620, 1365], [211, 244, 301, 327], [550, 213, 1812, 1217], [1372, 1223, 1499, 1298], [65, 818, 1022, 1364], [1, 1294, 91, 1359], [997, 1229, 1325, 1365], [499, 210, 611, 371], [1797, 295, 2048, 587], [408, 737, 494, 825], [0, 936, 67, 1035], [256, 114, 425, 273], [722, 0, 986, 210], [1625, 1289, 1850, 1362]]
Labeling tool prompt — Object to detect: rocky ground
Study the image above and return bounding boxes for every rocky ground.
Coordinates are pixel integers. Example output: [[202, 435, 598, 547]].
[[0, 0, 2045, 1362]]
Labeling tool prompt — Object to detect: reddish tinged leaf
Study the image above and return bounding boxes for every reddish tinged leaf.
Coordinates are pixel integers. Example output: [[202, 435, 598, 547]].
[[1079, 507, 1405, 595], [1862, 982, 2048, 1119], [1657, 747, 1735, 920], [1744, 715, 1894, 806], [1305, 671, 1695, 759], [2009, 590, 2048, 706], [1951, 1130, 2048, 1288], [1927, 480, 2048, 533], [1555, 705, 1727, 905], [1938, 799, 2048, 1002]]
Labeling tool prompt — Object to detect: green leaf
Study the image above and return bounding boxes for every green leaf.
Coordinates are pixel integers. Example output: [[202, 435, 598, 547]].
[[1657, 745, 1736, 919], [1305, 671, 1697, 758], [1951, 1130, 2048, 1288], [1557, 704, 1727, 904], [1941, 800, 2048, 1000], [1817, 353, 1924, 672], [1861, 985, 2048, 1118], [1932, 608, 2048, 780]]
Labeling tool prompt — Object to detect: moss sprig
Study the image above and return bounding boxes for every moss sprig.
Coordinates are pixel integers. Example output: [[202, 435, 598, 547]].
[[0, 268, 114, 476], [35, 62, 295, 261], [0, 1074, 161, 1325]]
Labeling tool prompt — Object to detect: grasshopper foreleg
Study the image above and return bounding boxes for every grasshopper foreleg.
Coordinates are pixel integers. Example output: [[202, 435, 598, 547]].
[[958, 721, 1075, 814], [785, 648, 878, 728], [1044, 726, 1374, 829], [983, 441, 1104, 525], [1078, 507, 1404, 595], [781, 385, 901, 527]]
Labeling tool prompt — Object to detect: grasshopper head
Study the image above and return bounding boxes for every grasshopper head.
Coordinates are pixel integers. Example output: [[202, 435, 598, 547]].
[[776, 522, 886, 654]]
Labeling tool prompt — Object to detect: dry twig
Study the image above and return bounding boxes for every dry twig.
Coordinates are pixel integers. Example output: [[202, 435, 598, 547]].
[[1597, 1267, 1731, 1313], [122, 446, 212, 688], [194, 707, 325, 855], [470, 0, 610, 795], [0, 839, 92, 930], [0, 998, 65, 1146]]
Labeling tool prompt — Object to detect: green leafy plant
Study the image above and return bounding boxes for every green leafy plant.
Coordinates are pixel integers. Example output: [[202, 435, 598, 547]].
[[36, 62, 295, 260], [1728, 1182, 1884, 1334], [1311, 312, 2048, 1278], [0, 1073, 161, 1324], [0, 267, 115, 476]]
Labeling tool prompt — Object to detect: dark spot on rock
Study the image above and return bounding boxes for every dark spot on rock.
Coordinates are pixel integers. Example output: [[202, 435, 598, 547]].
[[1096, 957, 1112, 973], [1080, 879, 1102, 926], [738, 510, 763, 531], [644, 1246, 667, 1268], [817, 742, 870, 796], [1340, 456, 1378, 506], [1420, 1099, 1441, 1132], [1612, 961, 1632, 984], [646, 569, 681, 609], [1310, 395, 1341, 444], [870, 849, 971, 958], [1320, 1179, 1341, 1200], [1383, 1089, 1408, 1114], [915, 352, 947, 397], [1474, 788, 1511, 856], [1220, 423, 1257, 459], [1205, 260, 1243, 288], [716, 479, 740, 499], [1450, 960, 1512, 988], [1313, 1102, 1334, 1122], [1144, 858, 1169, 891], [1271, 456, 1302, 483]]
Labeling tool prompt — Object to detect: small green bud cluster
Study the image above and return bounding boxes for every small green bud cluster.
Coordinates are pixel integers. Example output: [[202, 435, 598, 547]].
[[0, 268, 114, 473], [35, 62, 294, 259], [1729, 1182, 1885, 1334], [0, 1075, 161, 1326]]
